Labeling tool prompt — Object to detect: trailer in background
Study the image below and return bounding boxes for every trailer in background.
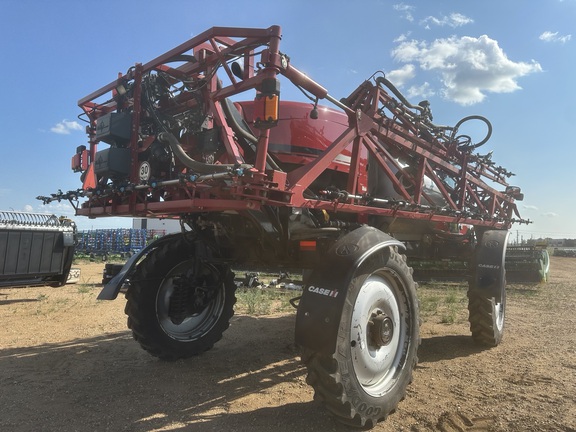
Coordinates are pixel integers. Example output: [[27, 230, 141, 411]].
[[0, 211, 76, 288]]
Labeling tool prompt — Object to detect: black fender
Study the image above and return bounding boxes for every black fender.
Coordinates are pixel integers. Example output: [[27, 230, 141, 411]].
[[295, 226, 404, 355], [97, 232, 188, 300], [471, 229, 509, 302]]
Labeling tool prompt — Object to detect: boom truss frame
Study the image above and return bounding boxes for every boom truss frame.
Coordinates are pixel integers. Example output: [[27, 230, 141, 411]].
[[43, 25, 526, 230]]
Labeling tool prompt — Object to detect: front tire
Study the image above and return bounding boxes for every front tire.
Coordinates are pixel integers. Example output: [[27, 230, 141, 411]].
[[125, 238, 236, 360], [303, 247, 420, 428]]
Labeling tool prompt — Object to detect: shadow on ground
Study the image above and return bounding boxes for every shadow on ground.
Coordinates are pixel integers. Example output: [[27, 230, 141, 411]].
[[0, 312, 494, 432], [418, 334, 487, 363]]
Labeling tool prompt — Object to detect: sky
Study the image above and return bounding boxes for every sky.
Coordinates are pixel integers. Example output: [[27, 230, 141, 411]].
[[0, 0, 574, 240]]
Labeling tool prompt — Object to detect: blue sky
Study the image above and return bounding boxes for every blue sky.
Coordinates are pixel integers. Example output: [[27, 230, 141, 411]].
[[0, 0, 574, 240]]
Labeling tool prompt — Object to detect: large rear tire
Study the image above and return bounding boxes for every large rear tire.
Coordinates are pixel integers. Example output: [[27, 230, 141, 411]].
[[125, 238, 236, 360], [303, 247, 420, 428]]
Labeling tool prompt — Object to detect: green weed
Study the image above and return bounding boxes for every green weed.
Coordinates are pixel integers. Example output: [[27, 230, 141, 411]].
[[440, 303, 459, 324], [417, 282, 468, 324], [77, 285, 93, 294], [235, 287, 296, 316], [420, 295, 441, 313]]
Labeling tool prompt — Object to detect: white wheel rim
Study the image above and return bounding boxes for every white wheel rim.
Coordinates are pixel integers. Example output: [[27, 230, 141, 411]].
[[495, 301, 504, 331], [350, 273, 406, 396]]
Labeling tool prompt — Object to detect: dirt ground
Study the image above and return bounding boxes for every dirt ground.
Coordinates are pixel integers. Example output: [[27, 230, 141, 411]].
[[1, 257, 575, 432]]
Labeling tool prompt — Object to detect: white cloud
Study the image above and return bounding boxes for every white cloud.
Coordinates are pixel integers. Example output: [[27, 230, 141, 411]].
[[39, 202, 76, 218], [51, 119, 83, 135], [539, 31, 571, 43], [394, 32, 411, 44], [392, 35, 542, 105], [407, 82, 435, 100], [421, 13, 474, 29], [386, 64, 416, 86], [522, 204, 539, 211], [393, 2, 412, 11], [393, 2, 415, 22], [542, 212, 559, 218]]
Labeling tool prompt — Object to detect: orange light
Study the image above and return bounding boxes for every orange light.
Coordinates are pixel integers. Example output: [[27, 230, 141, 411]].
[[299, 240, 317, 251], [71, 154, 81, 171], [263, 94, 279, 123], [254, 93, 279, 128], [71, 149, 89, 172]]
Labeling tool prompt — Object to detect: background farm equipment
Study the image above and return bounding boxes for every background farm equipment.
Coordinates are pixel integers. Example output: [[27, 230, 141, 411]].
[[75, 228, 166, 259], [410, 244, 550, 284], [76, 228, 147, 258], [39, 25, 528, 428], [554, 248, 576, 257], [0, 210, 76, 288], [505, 245, 550, 283]]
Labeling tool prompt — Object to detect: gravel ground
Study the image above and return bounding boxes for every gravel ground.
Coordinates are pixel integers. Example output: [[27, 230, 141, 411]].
[[0, 256, 574, 431]]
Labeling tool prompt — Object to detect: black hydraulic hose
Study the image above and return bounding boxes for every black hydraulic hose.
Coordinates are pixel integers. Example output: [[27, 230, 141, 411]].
[[144, 67, 253, 175], [157, 131, 251, 175], [376, 76, 425, 114], [217, 76, 282, 171], [166, 54, 197, 64], [375, 76, 452, 132], [221, 99, 283, 172], [450, 115, 492, 150], [151, 69, 279, 174], [376, 76, 492, 150], [221, 99, 259, 145]]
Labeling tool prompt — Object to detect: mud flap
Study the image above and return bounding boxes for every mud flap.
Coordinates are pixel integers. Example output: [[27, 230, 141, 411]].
[[97, 232, 187, 300], [472, 230, 509, 303], [295, 226, 403, 355]]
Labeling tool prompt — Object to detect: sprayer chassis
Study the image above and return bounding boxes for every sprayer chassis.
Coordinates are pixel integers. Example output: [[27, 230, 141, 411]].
[[43, 26, 526, 428]]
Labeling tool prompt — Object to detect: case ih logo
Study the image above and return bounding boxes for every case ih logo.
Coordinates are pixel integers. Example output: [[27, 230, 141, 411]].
[[308, 286, 339, 298], [96, 117, 109, 133], [336, 243, 359, 256], [478, 264, 501, 269], [485, 240, 500, 248]]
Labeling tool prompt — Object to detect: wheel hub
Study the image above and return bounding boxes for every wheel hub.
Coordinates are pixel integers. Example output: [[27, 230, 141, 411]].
[[168, 270, 219, 325], [369, 310, 394, 347]]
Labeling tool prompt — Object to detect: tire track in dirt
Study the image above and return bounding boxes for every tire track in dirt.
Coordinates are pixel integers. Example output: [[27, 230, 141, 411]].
[[436, 412, 494, 432]]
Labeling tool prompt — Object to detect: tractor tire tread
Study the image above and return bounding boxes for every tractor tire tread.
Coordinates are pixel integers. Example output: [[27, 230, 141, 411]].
[[301, 248, 420, 428], [124, 237, 235, 360], [467, 291, 500, 347]]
